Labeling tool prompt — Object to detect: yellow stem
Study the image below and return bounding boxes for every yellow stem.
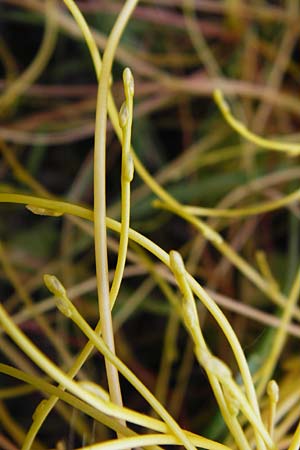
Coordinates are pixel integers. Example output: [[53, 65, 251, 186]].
[[287, 420, 300, 450], [214, 89, 300, 156], [170, 186, 300, 218], [92, 0, 137, 414], [109, 68, 134, 308], [257, 266, 300, 398], [44, 274, 196, 450]]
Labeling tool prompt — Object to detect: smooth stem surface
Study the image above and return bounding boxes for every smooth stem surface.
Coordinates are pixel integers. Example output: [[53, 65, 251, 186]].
[[153, 194, 300, 316], [214, 89, 300, 156], [169, 251, 254, 450], [93, 0, 137, 413], [0, 364, 139, 439], [0, 303, 175, 434], [288, 419, 300, 450], [62, 0, 102, 78], [0, 305, 215, 450], [75, 433, 230, 450], [109, 68, 134, 308], [257, 266, 300, 398], [0, 241, 74, 369], [46, 279, 195, 450], [180, 186, 300, 218], [1, 193, 263, 448], [0, 192, 259, 415]]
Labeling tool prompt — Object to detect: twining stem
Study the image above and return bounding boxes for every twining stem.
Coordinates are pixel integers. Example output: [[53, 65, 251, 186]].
[[214, 89, 300, 156], [173, 186, 300, 218], [0, 363, 137, 439], [288, 419, 300, 450], [47, 274, 198, 450], [7, 0, 137, 444], [109, 68, 134, 308], [62, 0, 102, 78], [0, 193, 262, 443], [0, 301, 174, 434], [56, 433, 229, 450], [169, 250, 253, 450], [93, 0, 138, 413], [0, 295, 195, 450], [150, 199, 300, 320], [257, 266, 300, 398]]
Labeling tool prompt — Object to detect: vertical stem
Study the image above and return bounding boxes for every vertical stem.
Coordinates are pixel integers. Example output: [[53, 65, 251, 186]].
[[93, 0, 138, 410]]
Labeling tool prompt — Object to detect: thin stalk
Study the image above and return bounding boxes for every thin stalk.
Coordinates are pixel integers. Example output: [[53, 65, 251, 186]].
[[287, 420, 300, 450], [0, 193, 272, 418], [0, 401, 44, 450], [0, 363, 139, 440], [169, 251, 259, 450], [0, 302, 177, 434], [169, 339, 194, 419], [0, 241, 75, 370], [183, 0, 220, 76], [43, 274, 196, 450], [177, 187, 300, 218], [92, 0, 138, 412], [214, 89, 300, 156], [151, 199, 300, 320], [257, 266, 300, 397], [73, 433, 230, 450], [109, 68, 134, 308], [153, 310, 179, 410], [0, 194, 280, 449]]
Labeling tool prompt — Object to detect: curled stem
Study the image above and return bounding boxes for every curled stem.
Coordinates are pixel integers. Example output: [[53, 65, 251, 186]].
[[214, 89, 300, 156], [44, 274, 197, 450]]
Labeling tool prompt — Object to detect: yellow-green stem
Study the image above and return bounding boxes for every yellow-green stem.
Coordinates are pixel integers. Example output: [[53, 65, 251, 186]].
[[93, 0, 137, 414]]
